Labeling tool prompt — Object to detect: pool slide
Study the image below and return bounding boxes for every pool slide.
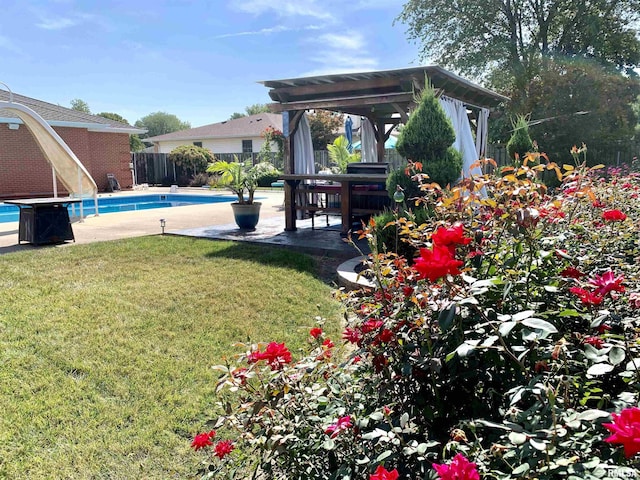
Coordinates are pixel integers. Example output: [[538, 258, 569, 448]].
[[0, 93, 98, 218]]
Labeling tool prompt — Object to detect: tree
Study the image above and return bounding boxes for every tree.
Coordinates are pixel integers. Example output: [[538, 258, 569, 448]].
[[245, 103, 270, 116], [394, 83, 462, 189], [228, 103, 271, 120], [134, 112, 190, 139], [307, 110, 342, 150], [70, 98, 91, 113], [397, 0, 640, 96], [518, 59, 639, 164], [506, 115, 534, 164], [98, 112, 145, 153], [97, 112, 129, 124]]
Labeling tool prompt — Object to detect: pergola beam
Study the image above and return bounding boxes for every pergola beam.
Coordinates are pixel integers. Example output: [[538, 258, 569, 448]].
[[268, 92, 415, 114], [269, 77, 406, 102]]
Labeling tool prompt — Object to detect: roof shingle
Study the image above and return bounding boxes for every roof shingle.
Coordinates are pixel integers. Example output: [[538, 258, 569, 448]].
[[145, 113, 282, 142], [0, 89, 142, 132]]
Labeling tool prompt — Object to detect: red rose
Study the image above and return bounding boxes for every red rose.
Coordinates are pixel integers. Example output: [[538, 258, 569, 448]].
[[431, 224, 471, 252], [310, 327, 323, 339], [433, 453, 480, 480], [414, 245, 464, 282], [560, 266, 585, 279], [583, 336, 604, 349], [213, 439, 234, 459], [247, 342, 292, 370], [589, 271, 625, 296], [569, 287, 604, 306], [191, 430, 216, 451], [602, 209, 627, 221], [603, 407, 640, 457], [325, 415, 353, 438], [369, 465, 399, 480]]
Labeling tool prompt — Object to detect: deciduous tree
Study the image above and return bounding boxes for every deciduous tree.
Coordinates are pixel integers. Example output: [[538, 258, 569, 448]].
[[134, 112, 190, 139], [70, 98, 91, 113], [307, 110, 342, 150], [397, 0, 640, 90]]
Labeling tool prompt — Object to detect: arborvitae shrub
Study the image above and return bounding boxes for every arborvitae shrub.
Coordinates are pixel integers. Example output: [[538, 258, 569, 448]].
[[422, 147, 463, 188], [506, 115, 534, 164], [396, 86, 456, 160], [394, 80, 462, 193]]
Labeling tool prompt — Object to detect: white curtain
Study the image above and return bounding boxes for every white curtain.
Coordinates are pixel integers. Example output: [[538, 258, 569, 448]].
[[439, 96, 483, 179], [293, 114, 314, 175], [361, 118, 378, 163], [293, 113, 315, 219], [475, 108, 490, 158]]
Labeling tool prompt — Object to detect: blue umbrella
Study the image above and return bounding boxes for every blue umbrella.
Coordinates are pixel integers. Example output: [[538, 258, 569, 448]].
[[345, 116, 353, 153]]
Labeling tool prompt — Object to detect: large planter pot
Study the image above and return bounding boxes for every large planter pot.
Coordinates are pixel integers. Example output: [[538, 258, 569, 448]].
[[231, 202, 261, 230]]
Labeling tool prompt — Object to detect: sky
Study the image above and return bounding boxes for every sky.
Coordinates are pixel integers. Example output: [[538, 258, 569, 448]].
[[0, 0, 421, 128]]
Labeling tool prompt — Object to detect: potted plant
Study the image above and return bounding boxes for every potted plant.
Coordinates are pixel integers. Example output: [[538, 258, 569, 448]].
[[207, 157, 261, 230]]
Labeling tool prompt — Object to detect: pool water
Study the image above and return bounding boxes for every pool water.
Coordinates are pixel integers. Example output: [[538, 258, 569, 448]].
[[0, 193, 236, 224]]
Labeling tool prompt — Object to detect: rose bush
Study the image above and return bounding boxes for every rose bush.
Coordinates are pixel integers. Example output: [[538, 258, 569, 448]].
[[192, 150, 640, 479]]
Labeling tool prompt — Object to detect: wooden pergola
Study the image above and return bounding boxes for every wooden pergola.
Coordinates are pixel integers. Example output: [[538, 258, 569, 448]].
[[259, 66, 509, 233], [260, 65, 509, 168]]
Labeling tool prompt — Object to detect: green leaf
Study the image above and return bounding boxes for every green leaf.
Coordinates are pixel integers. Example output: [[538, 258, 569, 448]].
[[521, 318, 558, 333], [400, 412, 409, 428], [375, 450, 393, 462], [559, 309, 581, 317], [512, 463, 530, 475], [438, 304, 457, 332], [609, 347, 626, 366], [499, 321, 517, 337], [456, 342, 473, 357], [587, 363, 614, 376], [529, 438, 547, 450], [513, 310, 536, 321], [584, 344, 606, 362], [322, 438, 336, 450], [508, 431, 528, 445], [369, 411, 384, 422], [577, 409, 610, 421], [625, 358, 640, 371]]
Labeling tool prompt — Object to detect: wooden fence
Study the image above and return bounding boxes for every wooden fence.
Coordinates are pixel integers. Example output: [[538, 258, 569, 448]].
[[132, 142, 639, 186]]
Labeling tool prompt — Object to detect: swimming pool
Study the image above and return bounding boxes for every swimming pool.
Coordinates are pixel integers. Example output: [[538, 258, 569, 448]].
[[0, 193, 236, 224]]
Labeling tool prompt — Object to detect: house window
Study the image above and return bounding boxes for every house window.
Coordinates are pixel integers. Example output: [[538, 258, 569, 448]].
[[242, 140, 253, 153], [193, 142, 202, 147]]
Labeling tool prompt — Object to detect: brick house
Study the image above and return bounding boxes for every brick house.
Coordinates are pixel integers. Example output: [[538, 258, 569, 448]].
[[0, 89, 144, 199]]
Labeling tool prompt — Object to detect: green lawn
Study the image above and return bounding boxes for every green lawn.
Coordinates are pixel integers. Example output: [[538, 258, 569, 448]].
[[0, 236, 340, 479]]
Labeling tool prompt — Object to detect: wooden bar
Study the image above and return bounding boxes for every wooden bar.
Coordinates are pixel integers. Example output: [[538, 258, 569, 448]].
[[281, 174, 388, 235]]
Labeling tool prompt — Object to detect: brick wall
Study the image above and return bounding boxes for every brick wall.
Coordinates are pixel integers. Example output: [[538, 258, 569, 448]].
[[0, 123, 131, 199]]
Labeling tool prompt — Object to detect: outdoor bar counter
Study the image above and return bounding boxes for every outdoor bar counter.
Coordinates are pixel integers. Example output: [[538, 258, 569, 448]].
[[281, 173, 389, 235], [5, 197, 81, 245]]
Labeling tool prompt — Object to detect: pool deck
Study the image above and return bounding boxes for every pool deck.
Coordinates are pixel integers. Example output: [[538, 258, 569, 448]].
[[0, 187, 368, 259]]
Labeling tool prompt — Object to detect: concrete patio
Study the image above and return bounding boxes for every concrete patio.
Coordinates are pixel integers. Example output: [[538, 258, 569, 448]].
[[0, 188, 369, 259]]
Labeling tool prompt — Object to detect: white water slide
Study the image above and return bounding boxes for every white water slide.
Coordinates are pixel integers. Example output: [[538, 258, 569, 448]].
[[0, 87, 98, 218]]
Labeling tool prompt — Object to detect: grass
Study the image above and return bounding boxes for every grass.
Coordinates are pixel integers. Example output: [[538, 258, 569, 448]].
[[0, 236, 341, 479]]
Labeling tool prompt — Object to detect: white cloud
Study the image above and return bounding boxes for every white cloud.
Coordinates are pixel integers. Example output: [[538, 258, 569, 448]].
[[302, 30, 378, 76], [215, 24, 321, 39], [0, 35, 20, 53], [35, 12, 98, 30], [234, 0, 335, 21], [317, 33, 365, 51]]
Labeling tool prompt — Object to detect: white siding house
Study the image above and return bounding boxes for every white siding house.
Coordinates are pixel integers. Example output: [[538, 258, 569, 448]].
[[144, 113, 282, 155]]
